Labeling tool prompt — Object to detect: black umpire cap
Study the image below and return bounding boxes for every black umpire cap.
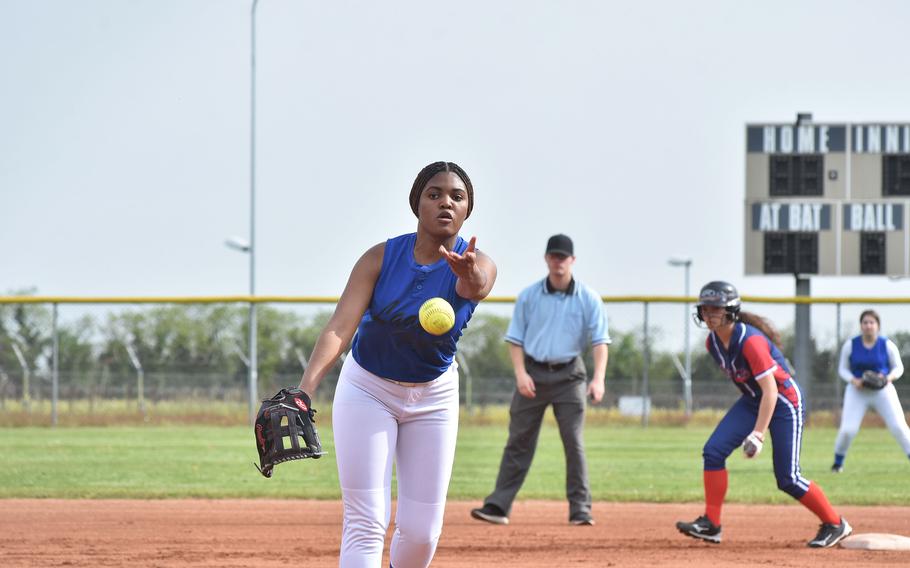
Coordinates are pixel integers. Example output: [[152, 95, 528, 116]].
[[546, 234, 574, 256]]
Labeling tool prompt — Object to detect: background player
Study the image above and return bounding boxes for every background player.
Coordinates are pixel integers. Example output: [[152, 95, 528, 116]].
[[298, 161, 497, 568], [675, 281, 852, 548], [831, 309, 910, 472]]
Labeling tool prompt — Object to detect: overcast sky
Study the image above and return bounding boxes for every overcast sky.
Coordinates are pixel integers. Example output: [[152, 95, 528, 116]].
[[3, 0, 910, 346]]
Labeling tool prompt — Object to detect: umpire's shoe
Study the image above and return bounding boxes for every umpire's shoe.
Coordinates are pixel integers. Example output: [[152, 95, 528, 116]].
[[808, 517, 852, 548], [569, 513, 595, 526], [470, 503, 509, 525], [675, 515, 722, 544]]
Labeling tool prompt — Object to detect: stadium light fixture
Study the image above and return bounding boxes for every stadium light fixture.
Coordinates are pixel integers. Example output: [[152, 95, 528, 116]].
[[225, 236, 251, 253], [667, 257, 693, 416]]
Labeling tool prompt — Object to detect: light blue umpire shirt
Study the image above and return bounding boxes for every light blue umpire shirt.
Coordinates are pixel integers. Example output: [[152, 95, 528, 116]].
[[504, 277, 611, 363]]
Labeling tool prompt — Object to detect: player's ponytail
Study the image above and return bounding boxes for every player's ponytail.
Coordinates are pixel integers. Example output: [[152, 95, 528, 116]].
[[738, 311, 783, 349]]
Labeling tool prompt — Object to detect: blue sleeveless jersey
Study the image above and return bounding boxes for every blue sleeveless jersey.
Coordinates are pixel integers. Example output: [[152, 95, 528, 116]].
[[849, 335, 891, 377], [351, 233, 478, 382]]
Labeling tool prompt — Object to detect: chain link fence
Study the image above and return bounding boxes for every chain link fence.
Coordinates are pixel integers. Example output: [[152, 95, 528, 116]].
[[2, 366, 908, 421], [2, 295, 910, 425]]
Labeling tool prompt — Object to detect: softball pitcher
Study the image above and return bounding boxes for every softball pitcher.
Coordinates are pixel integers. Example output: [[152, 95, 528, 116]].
[[298, 161, 496, 568], [675, 281, 852, 548], [831, 309, 910, 472]]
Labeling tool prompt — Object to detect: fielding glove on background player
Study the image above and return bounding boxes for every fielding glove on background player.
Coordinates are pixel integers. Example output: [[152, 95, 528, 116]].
[[860, 370, 888, 390], [254, 387, 325, 478]]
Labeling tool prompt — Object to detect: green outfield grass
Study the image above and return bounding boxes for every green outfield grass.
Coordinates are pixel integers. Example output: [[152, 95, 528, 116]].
[[0, 422, 907, 505]]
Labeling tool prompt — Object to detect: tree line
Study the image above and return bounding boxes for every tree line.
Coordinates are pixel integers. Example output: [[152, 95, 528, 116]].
[[2, 295, 910, 400]]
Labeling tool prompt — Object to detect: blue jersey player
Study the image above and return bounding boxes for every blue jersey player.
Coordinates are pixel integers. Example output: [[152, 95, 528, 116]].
[[298, 161, 497, 567], [675, 281, 852, 548]]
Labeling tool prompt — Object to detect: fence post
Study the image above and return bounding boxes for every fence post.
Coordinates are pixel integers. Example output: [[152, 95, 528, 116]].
[[642, 302, 650, 427], [52, 303, 59, 426]]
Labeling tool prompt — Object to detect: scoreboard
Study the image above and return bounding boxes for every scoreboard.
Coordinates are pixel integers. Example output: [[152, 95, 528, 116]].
[[745, 119, 910, 276]]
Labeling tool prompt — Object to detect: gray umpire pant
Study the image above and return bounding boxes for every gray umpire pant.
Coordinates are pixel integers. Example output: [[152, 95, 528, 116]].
[[483, 356, 592, 519]]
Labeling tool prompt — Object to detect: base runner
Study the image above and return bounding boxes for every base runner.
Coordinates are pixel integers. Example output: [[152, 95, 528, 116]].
[[675, 281, 852, 548]]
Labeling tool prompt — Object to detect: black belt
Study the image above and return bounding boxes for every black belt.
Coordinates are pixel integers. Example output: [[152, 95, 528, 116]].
[[526, 356, 574, 372]]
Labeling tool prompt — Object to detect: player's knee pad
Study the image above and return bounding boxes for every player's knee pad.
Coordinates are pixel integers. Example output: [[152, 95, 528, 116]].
[[775, 477, 805, 499], [702, 443, 728, 470], [341, 487, 391, 547], [395, 496, 445, 544]]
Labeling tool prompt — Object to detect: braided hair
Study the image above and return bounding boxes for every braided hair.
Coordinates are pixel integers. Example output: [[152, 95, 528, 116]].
[[409, 162, 474, 219]]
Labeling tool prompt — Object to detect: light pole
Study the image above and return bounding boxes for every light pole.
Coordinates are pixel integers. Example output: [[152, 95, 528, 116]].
[[668, 257, 693, 416], [226, 235, 256, 423], [249, 0, 260, 424], [224, 0, 263, 425]]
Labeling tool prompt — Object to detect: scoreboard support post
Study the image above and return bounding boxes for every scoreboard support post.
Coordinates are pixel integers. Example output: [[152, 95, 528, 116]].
[[794, 276, 812, 412]]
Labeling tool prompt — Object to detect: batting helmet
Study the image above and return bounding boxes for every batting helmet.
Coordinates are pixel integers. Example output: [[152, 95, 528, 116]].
[[695, 281, 741, 323]]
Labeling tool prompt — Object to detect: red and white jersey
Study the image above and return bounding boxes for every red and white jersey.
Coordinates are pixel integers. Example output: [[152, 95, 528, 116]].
[[705, 323, 799, 406]]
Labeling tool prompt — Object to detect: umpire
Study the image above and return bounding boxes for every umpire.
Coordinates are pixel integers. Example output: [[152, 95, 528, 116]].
[[471, 234, 610, 526]]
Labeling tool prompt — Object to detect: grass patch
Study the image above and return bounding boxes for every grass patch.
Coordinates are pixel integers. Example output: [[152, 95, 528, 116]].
[[2, 399, 881, 429], [0, 399, 249, 427], [0, 422, 907, 504], [454, 423, 910, 505]]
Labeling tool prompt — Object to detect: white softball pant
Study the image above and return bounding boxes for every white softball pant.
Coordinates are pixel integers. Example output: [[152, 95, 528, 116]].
[[834, 382, 910, 456], [332, 355, 459, 568]]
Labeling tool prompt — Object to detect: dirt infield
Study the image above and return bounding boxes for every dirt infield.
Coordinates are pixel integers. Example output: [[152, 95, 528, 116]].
[[2, 500, 908, 567]]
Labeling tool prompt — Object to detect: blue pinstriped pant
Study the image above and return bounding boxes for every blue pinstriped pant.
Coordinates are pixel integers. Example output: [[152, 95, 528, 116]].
[[702, 389, 811, 499]]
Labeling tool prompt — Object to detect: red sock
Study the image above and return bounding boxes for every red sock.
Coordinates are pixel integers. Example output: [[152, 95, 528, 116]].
[[703, 469, 727, 526], [798, 482, 840, 525]]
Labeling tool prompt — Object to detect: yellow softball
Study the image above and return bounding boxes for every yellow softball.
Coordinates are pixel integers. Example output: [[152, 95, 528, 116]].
[[419, 297, 455, 335]]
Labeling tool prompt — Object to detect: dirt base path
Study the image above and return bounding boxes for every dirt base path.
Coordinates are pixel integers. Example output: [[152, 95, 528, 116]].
[[1, 500, 908, 567]]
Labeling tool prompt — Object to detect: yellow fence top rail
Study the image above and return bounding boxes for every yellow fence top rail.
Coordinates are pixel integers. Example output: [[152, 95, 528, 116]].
[[3, 295, 910, 305]]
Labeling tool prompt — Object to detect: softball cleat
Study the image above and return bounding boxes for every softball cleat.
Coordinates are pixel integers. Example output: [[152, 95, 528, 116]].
[[676, 515, 722, 544], [808, 517, 852, 548]]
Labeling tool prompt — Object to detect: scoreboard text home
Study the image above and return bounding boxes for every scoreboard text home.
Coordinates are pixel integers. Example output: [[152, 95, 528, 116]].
[[745, 122, 910, 277]]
